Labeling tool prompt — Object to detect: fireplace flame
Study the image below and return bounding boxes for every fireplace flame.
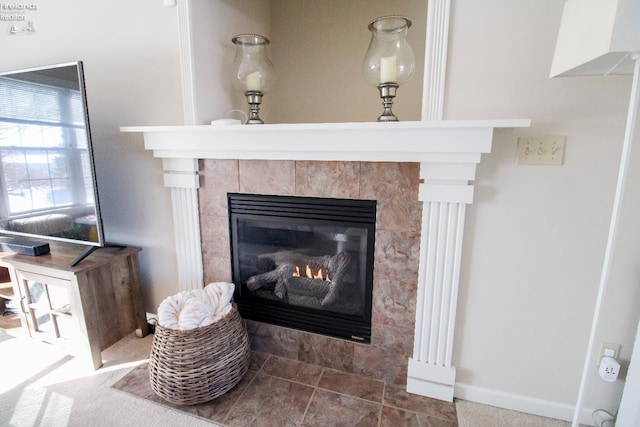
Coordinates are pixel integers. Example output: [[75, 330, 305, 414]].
[[292, 265, 331, 282]]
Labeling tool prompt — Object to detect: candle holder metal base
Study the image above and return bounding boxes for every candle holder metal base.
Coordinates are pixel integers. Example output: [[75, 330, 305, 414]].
[[244, 91, 264, 124], [377, 83, 400, 122]]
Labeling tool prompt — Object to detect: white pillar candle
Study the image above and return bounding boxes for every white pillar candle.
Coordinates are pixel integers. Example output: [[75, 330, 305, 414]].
[[245, 71, 262, 91], [380, 55, 397, 83]]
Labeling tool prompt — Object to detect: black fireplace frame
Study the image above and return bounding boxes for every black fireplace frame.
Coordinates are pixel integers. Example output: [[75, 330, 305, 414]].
[[228, 193, 376, 343]]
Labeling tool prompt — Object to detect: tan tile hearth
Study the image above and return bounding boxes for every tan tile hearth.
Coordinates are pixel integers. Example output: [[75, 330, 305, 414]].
[[112, 351, 458, 427]]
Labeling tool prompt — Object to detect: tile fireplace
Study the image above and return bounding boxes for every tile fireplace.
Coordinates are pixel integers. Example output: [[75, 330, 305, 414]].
[[228, 193, 376, 343], [123, 119, 530, 400]]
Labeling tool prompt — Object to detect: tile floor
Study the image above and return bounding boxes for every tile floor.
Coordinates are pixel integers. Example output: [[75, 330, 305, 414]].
[[113, 350, 458, 426]]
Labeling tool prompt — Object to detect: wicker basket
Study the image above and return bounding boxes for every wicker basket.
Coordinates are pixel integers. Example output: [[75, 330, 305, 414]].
[[148, 303, 250, 405]]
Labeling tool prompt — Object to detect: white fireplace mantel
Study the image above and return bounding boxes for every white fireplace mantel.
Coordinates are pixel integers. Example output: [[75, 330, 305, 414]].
[[122, 120, 528, 163], [121, 118, 530, 402]]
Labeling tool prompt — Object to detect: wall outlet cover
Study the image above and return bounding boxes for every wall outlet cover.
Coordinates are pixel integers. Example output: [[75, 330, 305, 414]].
[[598, 342, 621, 361]]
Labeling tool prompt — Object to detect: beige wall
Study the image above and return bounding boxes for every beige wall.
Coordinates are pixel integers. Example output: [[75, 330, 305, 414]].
[[268, 0, 426, 124], [445, 0, 639, 418], [192, 0, 427, 125], [191, 0, 272, 125]]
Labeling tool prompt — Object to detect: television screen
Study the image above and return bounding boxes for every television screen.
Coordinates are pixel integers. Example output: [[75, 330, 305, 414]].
[[0, 61, 105, 251]]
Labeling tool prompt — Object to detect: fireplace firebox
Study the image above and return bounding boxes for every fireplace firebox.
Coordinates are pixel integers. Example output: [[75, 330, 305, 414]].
[[228, 193, 376, 343]]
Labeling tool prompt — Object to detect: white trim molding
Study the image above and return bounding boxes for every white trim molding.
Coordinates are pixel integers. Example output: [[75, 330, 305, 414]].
[[162, 158, 203, 292], [407, 156, 474, 401], [121, 120, 527, 162], [422, 0, 451, 121], [176, 0, 196, 126]]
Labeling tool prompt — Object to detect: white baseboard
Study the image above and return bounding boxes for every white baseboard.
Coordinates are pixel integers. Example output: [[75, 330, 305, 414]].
[[454, 383, 596, 426]]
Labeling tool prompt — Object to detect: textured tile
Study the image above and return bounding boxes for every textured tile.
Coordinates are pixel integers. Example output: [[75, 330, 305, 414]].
[[374, 230, 420, 282], [360, 162, 422, 233], [199, 160, 425, 387], [318, 368, 384, 402], [111, 356, 461, 426], [263, 354, 324, 386], [384, 384, 457, 423], [199, 159, 239, 216], [353, 324, 414, 385], [224, 372, 314, 427], [372, 277, 417, 329], [295, 161, 361, 198], [203, 255, 232, 284], [200, 215, 230, 259], [186, 370, 257, 423], [297, 332, 355, 372], [249, 350, 270, 371], [301, 389, 381, 427], [239, 160, 295, 195], [246, 320, 300, 360]]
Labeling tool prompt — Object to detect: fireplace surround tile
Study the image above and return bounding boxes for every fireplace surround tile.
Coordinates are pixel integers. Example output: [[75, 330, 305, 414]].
[[294, 160, 361, 198], [239, 160, 295, 195], [360, 162, 422, 233], [353, 322, 414, 384], [200, 215, 230, 259], [372, 277, 418, 328], [297, 332, 355, 372], [199, 159, 421, 387], [373, 230, 420, 281], [199, 159, 239, 215], [245, 320, 300, 360], [203, 256, 232, 284]]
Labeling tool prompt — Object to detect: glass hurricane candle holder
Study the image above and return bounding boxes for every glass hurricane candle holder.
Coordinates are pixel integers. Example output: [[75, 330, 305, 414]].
[[231, 34, 275, 124], [362, 16, 415, 121]]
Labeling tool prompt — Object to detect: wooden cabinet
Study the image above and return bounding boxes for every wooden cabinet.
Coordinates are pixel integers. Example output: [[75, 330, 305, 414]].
[[0, 266, 15, 315], [0, 243, 148, 369]]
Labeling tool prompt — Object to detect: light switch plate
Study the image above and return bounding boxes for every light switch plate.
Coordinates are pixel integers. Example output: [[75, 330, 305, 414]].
[[517, 136, 566, 165]]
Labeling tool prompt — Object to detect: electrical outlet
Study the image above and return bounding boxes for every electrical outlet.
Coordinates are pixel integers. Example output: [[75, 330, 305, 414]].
[[598, 342, 621, 361], [516, 136, 566, 165]]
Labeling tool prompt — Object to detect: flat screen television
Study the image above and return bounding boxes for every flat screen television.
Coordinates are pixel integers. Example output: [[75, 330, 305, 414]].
[[0, 61, 106, 265]]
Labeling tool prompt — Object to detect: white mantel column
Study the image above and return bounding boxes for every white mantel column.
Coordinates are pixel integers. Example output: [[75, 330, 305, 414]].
[[407, 161, 476, 401], [162, 158, 204, 292]]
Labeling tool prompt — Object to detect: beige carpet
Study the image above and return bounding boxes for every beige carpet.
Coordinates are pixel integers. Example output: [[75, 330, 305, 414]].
[[456, 400, 573, 427], [0, 331, 217, 427]]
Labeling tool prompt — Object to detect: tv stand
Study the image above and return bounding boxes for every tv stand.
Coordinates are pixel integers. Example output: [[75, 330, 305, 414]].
[[0, 242, 148, 370], [70, 243, 125, 267]]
